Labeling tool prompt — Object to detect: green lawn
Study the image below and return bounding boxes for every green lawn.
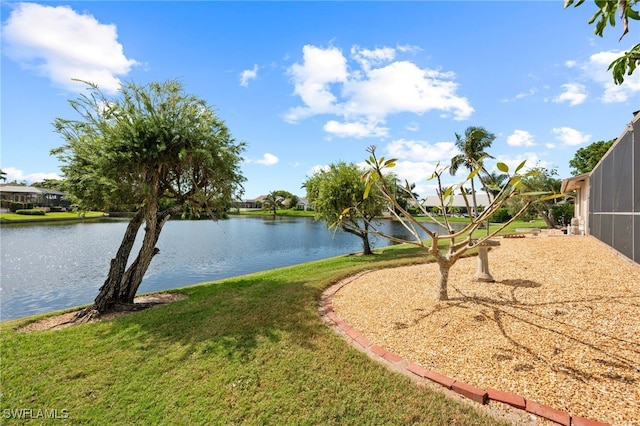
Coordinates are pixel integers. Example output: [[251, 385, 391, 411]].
[[1, 244, 509, 425], [0, 211, 105, 223]]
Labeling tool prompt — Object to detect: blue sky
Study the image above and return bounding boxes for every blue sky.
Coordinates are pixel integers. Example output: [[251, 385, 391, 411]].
[[1, 1, 639, 199]]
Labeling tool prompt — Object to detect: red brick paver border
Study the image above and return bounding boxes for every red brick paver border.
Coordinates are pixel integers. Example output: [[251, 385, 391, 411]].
[[319, 281, 612, 426]]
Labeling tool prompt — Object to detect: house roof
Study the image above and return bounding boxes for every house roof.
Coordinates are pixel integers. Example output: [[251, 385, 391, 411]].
[[0, 185, 66, 196], [561, 173, 589, 193], [33, 187, 65, 196], [0, 185, 43, 194]]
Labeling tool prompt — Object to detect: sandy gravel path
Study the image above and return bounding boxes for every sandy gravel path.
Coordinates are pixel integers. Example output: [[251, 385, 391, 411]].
[[331, 235, 640, 425]]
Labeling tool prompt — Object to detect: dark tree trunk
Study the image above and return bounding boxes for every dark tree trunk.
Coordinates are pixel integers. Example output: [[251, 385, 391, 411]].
[[91, 209, 144, 313], [118, 209, 174, 302], [361, 221, 373, 255], [342, 222, 373, 255], [533, 204, 558, 229], [80, 201, 178, 318], [362, 234, 372, 255]]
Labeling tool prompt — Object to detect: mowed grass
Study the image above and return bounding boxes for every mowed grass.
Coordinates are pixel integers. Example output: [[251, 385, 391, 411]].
[[0, 211, 105, 222], [0, 244, 510, 425]]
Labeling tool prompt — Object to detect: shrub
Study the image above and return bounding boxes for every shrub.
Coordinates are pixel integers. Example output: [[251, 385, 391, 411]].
[[551, 203, 574, 227], [10, 202, 24, 212], [16, 209, 46, 216], [49, 206, 66, 212], [490, 207, 512, 223]]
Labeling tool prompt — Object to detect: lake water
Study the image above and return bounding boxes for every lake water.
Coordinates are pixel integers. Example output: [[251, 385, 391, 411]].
[[0, 216, 451, 321]]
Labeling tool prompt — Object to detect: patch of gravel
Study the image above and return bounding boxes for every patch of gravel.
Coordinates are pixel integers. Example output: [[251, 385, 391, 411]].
[[331, 235, 640, 426]]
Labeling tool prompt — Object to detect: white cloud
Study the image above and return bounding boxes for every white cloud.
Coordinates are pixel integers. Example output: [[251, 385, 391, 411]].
[[392, 160, 441, 195], [245, 153, 279, 166], [500, 86, 538, 104], [350, 45, 396, 71], [578, 50, 640, 103], [384, 159, 468, 198], [405, 122, 420, 132], [553, 83, 587, 106], [385, 139, 459, 162], [2, 3, 138, 94], [396, 44, 421, 54], [284, 45, 348, 122], [552, 127, 591, 146], [255, 153, 279, 166], [284, 44, 473, 133], [342, 60, 473, 120], [515, 88, 538, 99], [306, 164, 330, 177], [1, 167, 61, 184], [376, 139, 461, 197], [323, 119, 388, 138], [240, 65, 258, 87], [506, 130, 536, 147], [493, 153, 550, 174]]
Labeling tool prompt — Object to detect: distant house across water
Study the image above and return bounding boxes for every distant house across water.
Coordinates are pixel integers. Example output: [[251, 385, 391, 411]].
[[235, 195, 309, 211], [236, 195, 267, 209], [0, 185, 70, 210]]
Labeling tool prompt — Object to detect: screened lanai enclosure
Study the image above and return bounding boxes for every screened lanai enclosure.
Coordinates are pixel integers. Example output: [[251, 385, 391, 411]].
[[588, 111, 639, 263]]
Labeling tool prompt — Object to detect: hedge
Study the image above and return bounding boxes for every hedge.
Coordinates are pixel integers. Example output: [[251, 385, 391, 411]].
[[490, 207, 512, 223], [10, 202, 34, 212]]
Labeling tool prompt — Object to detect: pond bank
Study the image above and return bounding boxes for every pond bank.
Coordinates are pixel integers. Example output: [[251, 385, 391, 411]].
[[0, 211, 105, 224]]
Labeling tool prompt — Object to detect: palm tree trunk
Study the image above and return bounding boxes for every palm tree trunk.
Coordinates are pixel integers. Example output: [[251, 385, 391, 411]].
[[470, 175, 479, 218]]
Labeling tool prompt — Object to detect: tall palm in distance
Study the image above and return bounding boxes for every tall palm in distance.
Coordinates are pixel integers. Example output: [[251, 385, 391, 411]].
[[263, 191, 284, 217], [483, 170, 508, 199], [450, 126, 496, 217]]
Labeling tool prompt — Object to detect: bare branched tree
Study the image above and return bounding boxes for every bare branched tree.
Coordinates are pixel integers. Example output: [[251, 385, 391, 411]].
[[338, 146, 561, 301]]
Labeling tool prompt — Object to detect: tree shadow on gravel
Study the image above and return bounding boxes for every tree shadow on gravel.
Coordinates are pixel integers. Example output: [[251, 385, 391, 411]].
[[448, 284, 640, 384], [498, 279, 541, 288]]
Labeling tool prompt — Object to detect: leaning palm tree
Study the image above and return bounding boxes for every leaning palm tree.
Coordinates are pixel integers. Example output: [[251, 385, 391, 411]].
[[450, 126, 496, 217]]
